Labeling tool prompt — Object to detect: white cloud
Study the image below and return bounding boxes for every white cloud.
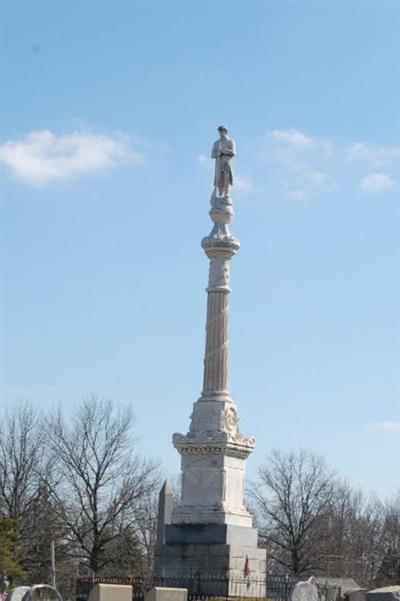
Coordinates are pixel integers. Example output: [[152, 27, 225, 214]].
[[198, 153, 210, 165], [269, 128, 314, 150], [264, 129, 330, 201], [1, 130, 145, 186], [235, 174, 254, 193], [373, 420, 400, 432], [303, 169, 328, 187], [360, 173, 396, 193], [262, 128, 400, 201], [347, 142, 400, 168], [285, 188, 308, 201]]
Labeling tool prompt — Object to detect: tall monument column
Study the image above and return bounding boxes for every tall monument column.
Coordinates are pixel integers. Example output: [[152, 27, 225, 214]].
[[155, 126, 267, 596]]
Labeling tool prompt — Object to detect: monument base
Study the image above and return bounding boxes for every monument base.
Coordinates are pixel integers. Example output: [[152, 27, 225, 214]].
[[154, 524, 267, 597], [164, 523, 258, 546]]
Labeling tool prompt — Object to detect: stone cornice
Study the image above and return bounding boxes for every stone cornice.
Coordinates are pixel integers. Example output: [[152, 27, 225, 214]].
[[172, 431, 255, 459]]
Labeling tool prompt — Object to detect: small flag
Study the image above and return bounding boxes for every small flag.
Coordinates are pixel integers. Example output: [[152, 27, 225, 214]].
[[244, 555, 251, 577]]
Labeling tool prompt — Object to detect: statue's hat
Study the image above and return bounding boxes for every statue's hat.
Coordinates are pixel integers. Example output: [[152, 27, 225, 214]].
[[217, 124, 228, 132]]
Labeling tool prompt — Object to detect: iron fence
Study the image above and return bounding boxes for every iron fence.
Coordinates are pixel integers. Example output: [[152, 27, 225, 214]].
[[76, 573, 341, 601]]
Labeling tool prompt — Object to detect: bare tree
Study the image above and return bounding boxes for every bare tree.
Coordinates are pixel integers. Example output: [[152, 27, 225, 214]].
[[130, 488, 160, 577], [0, 402, 75, 583], [0, 403, 43, 523], [249, 449, 337, 574], [44, 396, 159, 577], [324, 485, 384, 585], [375, 491, 400, 585]]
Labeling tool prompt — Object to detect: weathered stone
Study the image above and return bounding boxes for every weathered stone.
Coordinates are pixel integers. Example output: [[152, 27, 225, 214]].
[[31, 586, 62, 601], [165, 523, 258, 546], [157, 480, 174, 545], [168, 127, 256, 528], [212, 125, 236, 197], [9, 586, 62, 601], [145, 588, 187, 601], [154, 127, 267, 596], [87, 584, 132, 601], [8, 587, 31, 601], [155, 542, 267, 594], [292, 577, 319, 601], [313, 578, 363, 601]]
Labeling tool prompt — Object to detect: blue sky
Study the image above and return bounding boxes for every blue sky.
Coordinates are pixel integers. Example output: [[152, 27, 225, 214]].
[[2, 1, 399, 499]]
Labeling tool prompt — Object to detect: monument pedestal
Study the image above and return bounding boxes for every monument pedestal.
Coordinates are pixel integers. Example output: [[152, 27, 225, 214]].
[[155, 540, 267, 597], [155, 406, 267, 595]]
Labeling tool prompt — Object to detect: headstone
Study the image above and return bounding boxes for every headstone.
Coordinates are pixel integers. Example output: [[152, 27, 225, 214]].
[[292, 577, 319, 601], [313, 577, 363, 601], [8, 586, 62, 601], [145, 588, 187, 601], [87, 584, 132, 601], [157, 480, 174, 545], [8, 587, 31, 601], [366, 587, 400, 601], [31, 585, 62, 601]]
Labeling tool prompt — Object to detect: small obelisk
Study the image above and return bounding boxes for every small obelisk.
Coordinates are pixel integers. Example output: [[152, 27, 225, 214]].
[[155, 127, 266, 596]]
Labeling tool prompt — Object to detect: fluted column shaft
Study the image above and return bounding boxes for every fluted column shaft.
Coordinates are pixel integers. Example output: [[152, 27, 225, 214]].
[[199, 193, 239, 402], [202, 287, 230, 398]]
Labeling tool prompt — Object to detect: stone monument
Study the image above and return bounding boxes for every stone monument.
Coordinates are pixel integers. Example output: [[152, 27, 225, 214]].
[[88, 585, 132, 601], [8, 586, 63, 601], [155, 126, 267, 596], [291, 578, 319, 601]]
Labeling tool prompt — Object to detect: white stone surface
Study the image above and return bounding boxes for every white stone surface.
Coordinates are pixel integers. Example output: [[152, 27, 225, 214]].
[[155, 128, 265, 596], [9, 586, 62, 601], [171, 126, 256, 529], [212, 125, 236, 197], [88, 585, 132, 601], [145, 589, 187, 601], [292, 578, 319, 601], [8, 588, 31, 601], [31, 586, 62, 601], [172, 451, 252, 526]]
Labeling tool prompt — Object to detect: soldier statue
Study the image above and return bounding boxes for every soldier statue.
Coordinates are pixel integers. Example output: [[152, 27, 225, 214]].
[[211, 125, 236, 197]]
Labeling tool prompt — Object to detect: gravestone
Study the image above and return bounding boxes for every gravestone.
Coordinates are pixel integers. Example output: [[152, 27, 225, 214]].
[[8, 588, 31, 601], [9, 586, 62, 601], [87, 584, 132, 601], [31, 585, 62, 601], [313, 577, 362, 601], [145, 588, 187, 601], [292, 577, 319, 601]]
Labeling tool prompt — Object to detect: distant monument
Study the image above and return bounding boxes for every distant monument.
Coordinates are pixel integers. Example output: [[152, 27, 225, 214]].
[[156, 480, 174, 546], [154, 127, 267, 596]]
